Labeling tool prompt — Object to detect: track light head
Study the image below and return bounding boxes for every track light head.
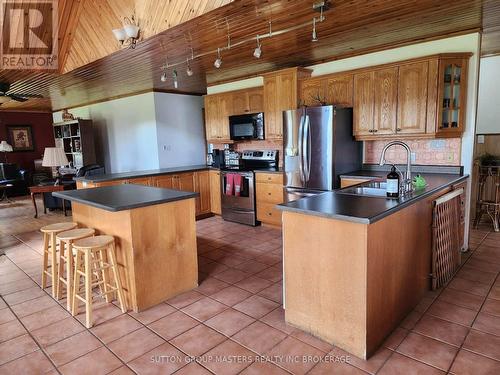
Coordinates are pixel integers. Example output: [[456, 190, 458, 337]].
[[312, 18, 318, 42], [253, 35, 262, 59], [214, 48, 222, 68], [160, 71, 167, 82], [173, 70, 178, 88], [186, 65, 193, 76]]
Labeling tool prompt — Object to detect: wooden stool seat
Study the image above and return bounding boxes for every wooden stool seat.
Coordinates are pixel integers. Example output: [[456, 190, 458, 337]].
[[57, 228, 95, 241], [41, 222, 78, 233], [40, 222, 78, 297], [56, 228, 95, 310], [72, 235, 126, 328], [73, 235, 114, 249]]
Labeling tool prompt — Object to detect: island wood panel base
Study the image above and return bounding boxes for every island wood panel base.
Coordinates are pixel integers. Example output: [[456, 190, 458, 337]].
[[282, 197, 434, 359], [71, 199, 198, 312]]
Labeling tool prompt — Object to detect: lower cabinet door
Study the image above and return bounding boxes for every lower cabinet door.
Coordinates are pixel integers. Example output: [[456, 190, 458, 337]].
[[209, 170, 222, 215], [195, 171, 211, 215], [257, 202, 282, 226]]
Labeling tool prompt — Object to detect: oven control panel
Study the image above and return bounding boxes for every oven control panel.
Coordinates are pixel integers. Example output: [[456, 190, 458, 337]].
[[242, 150, 278, 161]]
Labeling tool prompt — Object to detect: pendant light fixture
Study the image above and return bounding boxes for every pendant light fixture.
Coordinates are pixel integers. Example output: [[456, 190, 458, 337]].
[[253, 35, 262, 58], [214, 48, 222, 68]]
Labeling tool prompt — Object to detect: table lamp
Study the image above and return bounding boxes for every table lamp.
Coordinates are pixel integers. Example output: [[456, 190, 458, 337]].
[[0, 141, 13, 163], [42, 147, 69, 185]]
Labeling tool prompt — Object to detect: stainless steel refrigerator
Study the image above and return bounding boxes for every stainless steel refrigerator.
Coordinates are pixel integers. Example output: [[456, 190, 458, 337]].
[[283, 106, 362, 202]]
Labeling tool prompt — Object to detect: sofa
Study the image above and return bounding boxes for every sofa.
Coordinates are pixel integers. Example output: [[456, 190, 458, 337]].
[[0, 163, 29, 196]]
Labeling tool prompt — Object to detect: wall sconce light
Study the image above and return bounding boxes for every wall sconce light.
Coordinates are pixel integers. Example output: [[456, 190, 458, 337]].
[[113, 15, 140, 49]]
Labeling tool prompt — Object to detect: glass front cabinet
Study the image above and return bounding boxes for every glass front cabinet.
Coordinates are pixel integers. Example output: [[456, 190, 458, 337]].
[[437, 56, 470, 137]]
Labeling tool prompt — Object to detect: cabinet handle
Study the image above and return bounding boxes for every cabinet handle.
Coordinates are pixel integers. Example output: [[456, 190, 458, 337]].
[[373, 129, 378, 133], [268, 192, 272, 196], [396, 128, 402, 132], [368, 129, 373, 133]]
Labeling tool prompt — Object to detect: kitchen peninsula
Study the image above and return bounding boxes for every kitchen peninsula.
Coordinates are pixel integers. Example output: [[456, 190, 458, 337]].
[[278, 172, 468, 359], [53, 184, 199, 312]]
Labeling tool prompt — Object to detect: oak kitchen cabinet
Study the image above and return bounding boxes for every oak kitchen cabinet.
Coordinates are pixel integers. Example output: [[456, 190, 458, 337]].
[[205, 93, 232, 142], [263, 67, 311, 139], [80, 170, 211, 218], [209, 169, 221, 215], [231, 87, 264, 115], [256, 172, 284, 226], [299, 73, 354, 107]]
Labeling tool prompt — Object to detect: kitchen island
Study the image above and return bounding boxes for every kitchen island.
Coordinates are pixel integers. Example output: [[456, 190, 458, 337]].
[[54, 184, 199, 312], [277, 173, 468, 359]]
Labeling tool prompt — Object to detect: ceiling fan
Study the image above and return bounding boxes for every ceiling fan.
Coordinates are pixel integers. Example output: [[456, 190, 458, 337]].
[[0, 82, 44, 105]]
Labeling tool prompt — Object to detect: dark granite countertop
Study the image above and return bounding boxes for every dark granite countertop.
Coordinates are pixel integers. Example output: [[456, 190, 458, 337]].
[[277, 173, 468, 224], [75, 165, 210, 183], [53, 184, 198, 212]]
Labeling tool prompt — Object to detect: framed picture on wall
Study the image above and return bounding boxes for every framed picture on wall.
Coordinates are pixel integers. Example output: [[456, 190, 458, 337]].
[[7, 125, 35, 151]]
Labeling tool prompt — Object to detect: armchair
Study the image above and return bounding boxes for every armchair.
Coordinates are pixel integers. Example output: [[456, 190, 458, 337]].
[[0, 163, 29, 196]]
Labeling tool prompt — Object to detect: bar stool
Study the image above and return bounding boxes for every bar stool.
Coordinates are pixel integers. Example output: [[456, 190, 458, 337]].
[[40, 222, 78, 296], [71, 235, 126, 328], [56, 228, 96, 310]]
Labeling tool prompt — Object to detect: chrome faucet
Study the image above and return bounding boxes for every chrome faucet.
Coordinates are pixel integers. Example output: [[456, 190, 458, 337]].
[[379, 141, 413, 194]]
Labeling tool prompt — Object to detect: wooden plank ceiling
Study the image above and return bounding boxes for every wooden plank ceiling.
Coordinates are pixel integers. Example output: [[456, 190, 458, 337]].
[[0, 0, 498, 112]]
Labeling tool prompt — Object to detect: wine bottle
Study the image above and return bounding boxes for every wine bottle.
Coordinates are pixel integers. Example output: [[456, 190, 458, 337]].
[[386, 165, 399, 198]]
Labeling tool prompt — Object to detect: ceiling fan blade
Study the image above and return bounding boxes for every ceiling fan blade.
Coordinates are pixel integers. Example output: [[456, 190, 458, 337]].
[[7, 94, 28, 102], [13, 93, 44, 98]]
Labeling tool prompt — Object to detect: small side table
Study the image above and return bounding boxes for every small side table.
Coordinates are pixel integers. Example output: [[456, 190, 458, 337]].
[[29, 185, 66, 218], [0, 184, 14, 203]]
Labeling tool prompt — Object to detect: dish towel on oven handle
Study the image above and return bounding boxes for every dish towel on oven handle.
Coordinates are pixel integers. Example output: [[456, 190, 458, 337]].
[[225, 173, 234, 196], [233, 174, 242, 197]]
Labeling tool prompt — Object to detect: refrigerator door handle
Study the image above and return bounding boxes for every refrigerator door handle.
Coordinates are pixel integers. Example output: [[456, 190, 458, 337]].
[[303, 115, 312, 181], [298, 114, 306, 183]]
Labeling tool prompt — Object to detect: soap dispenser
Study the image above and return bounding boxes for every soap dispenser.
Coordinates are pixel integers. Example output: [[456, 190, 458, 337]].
[[386, 165, 399, 198]]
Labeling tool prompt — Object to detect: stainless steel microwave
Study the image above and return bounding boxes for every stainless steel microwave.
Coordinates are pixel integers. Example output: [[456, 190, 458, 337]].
[[229, 112, 264, 141]]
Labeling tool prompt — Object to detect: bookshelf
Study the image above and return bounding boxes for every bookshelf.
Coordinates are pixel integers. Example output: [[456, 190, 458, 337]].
[[53, 119, 96, 168]]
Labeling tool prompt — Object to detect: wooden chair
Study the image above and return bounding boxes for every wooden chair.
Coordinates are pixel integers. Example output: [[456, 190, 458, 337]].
[[56, 228, 96, 310], [71, 235, 126, 328], [40, 222, 78, 296]]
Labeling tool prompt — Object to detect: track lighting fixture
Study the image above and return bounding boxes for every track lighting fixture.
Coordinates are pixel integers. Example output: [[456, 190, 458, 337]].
[[312, 17, 318, 42], [160, 71, 167, 82], [186, 62, 193, 76], [173, 70, 178, 88], [253, 35, 262, 59], [214, 48, 222, 68]]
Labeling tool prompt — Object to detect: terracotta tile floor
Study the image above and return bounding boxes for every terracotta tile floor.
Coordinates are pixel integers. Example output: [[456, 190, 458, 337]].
[[0, 197, 499, 374]]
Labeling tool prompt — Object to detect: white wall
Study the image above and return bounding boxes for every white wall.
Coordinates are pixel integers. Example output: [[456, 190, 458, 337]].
[[154, 92, 206, 168], [476, 55, 500, 134], [53, 92, 206, 173]]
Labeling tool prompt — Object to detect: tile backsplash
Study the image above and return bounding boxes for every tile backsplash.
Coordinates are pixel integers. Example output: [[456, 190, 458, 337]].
[[364, 138, 462, 166]]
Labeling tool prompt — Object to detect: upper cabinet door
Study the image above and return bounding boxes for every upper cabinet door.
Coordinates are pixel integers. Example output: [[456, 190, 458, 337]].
[[326, 74, 354, 107], [436, 57, 468, 136], [204, 95, 220, 141], [248, 89, 264, 113], [218, 94, 232, 140], [300, 78, 326, 107], [264, 75, 280, 138], [373, 68, 398, 135], [353, 72, 375, 136], [277, 72, 297, 112], [232, 91, 248, 115], [397, 61, 428, 134]]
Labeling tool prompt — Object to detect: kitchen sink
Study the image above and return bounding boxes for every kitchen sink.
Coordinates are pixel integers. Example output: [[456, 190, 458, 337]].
[[337, 181, 394, 198]]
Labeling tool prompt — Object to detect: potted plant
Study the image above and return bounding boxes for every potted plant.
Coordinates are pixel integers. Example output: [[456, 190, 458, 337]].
[[477, 152, 500, 166]]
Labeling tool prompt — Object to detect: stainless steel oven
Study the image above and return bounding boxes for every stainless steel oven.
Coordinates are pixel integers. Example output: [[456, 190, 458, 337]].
[[220, 170, 256, 226]]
